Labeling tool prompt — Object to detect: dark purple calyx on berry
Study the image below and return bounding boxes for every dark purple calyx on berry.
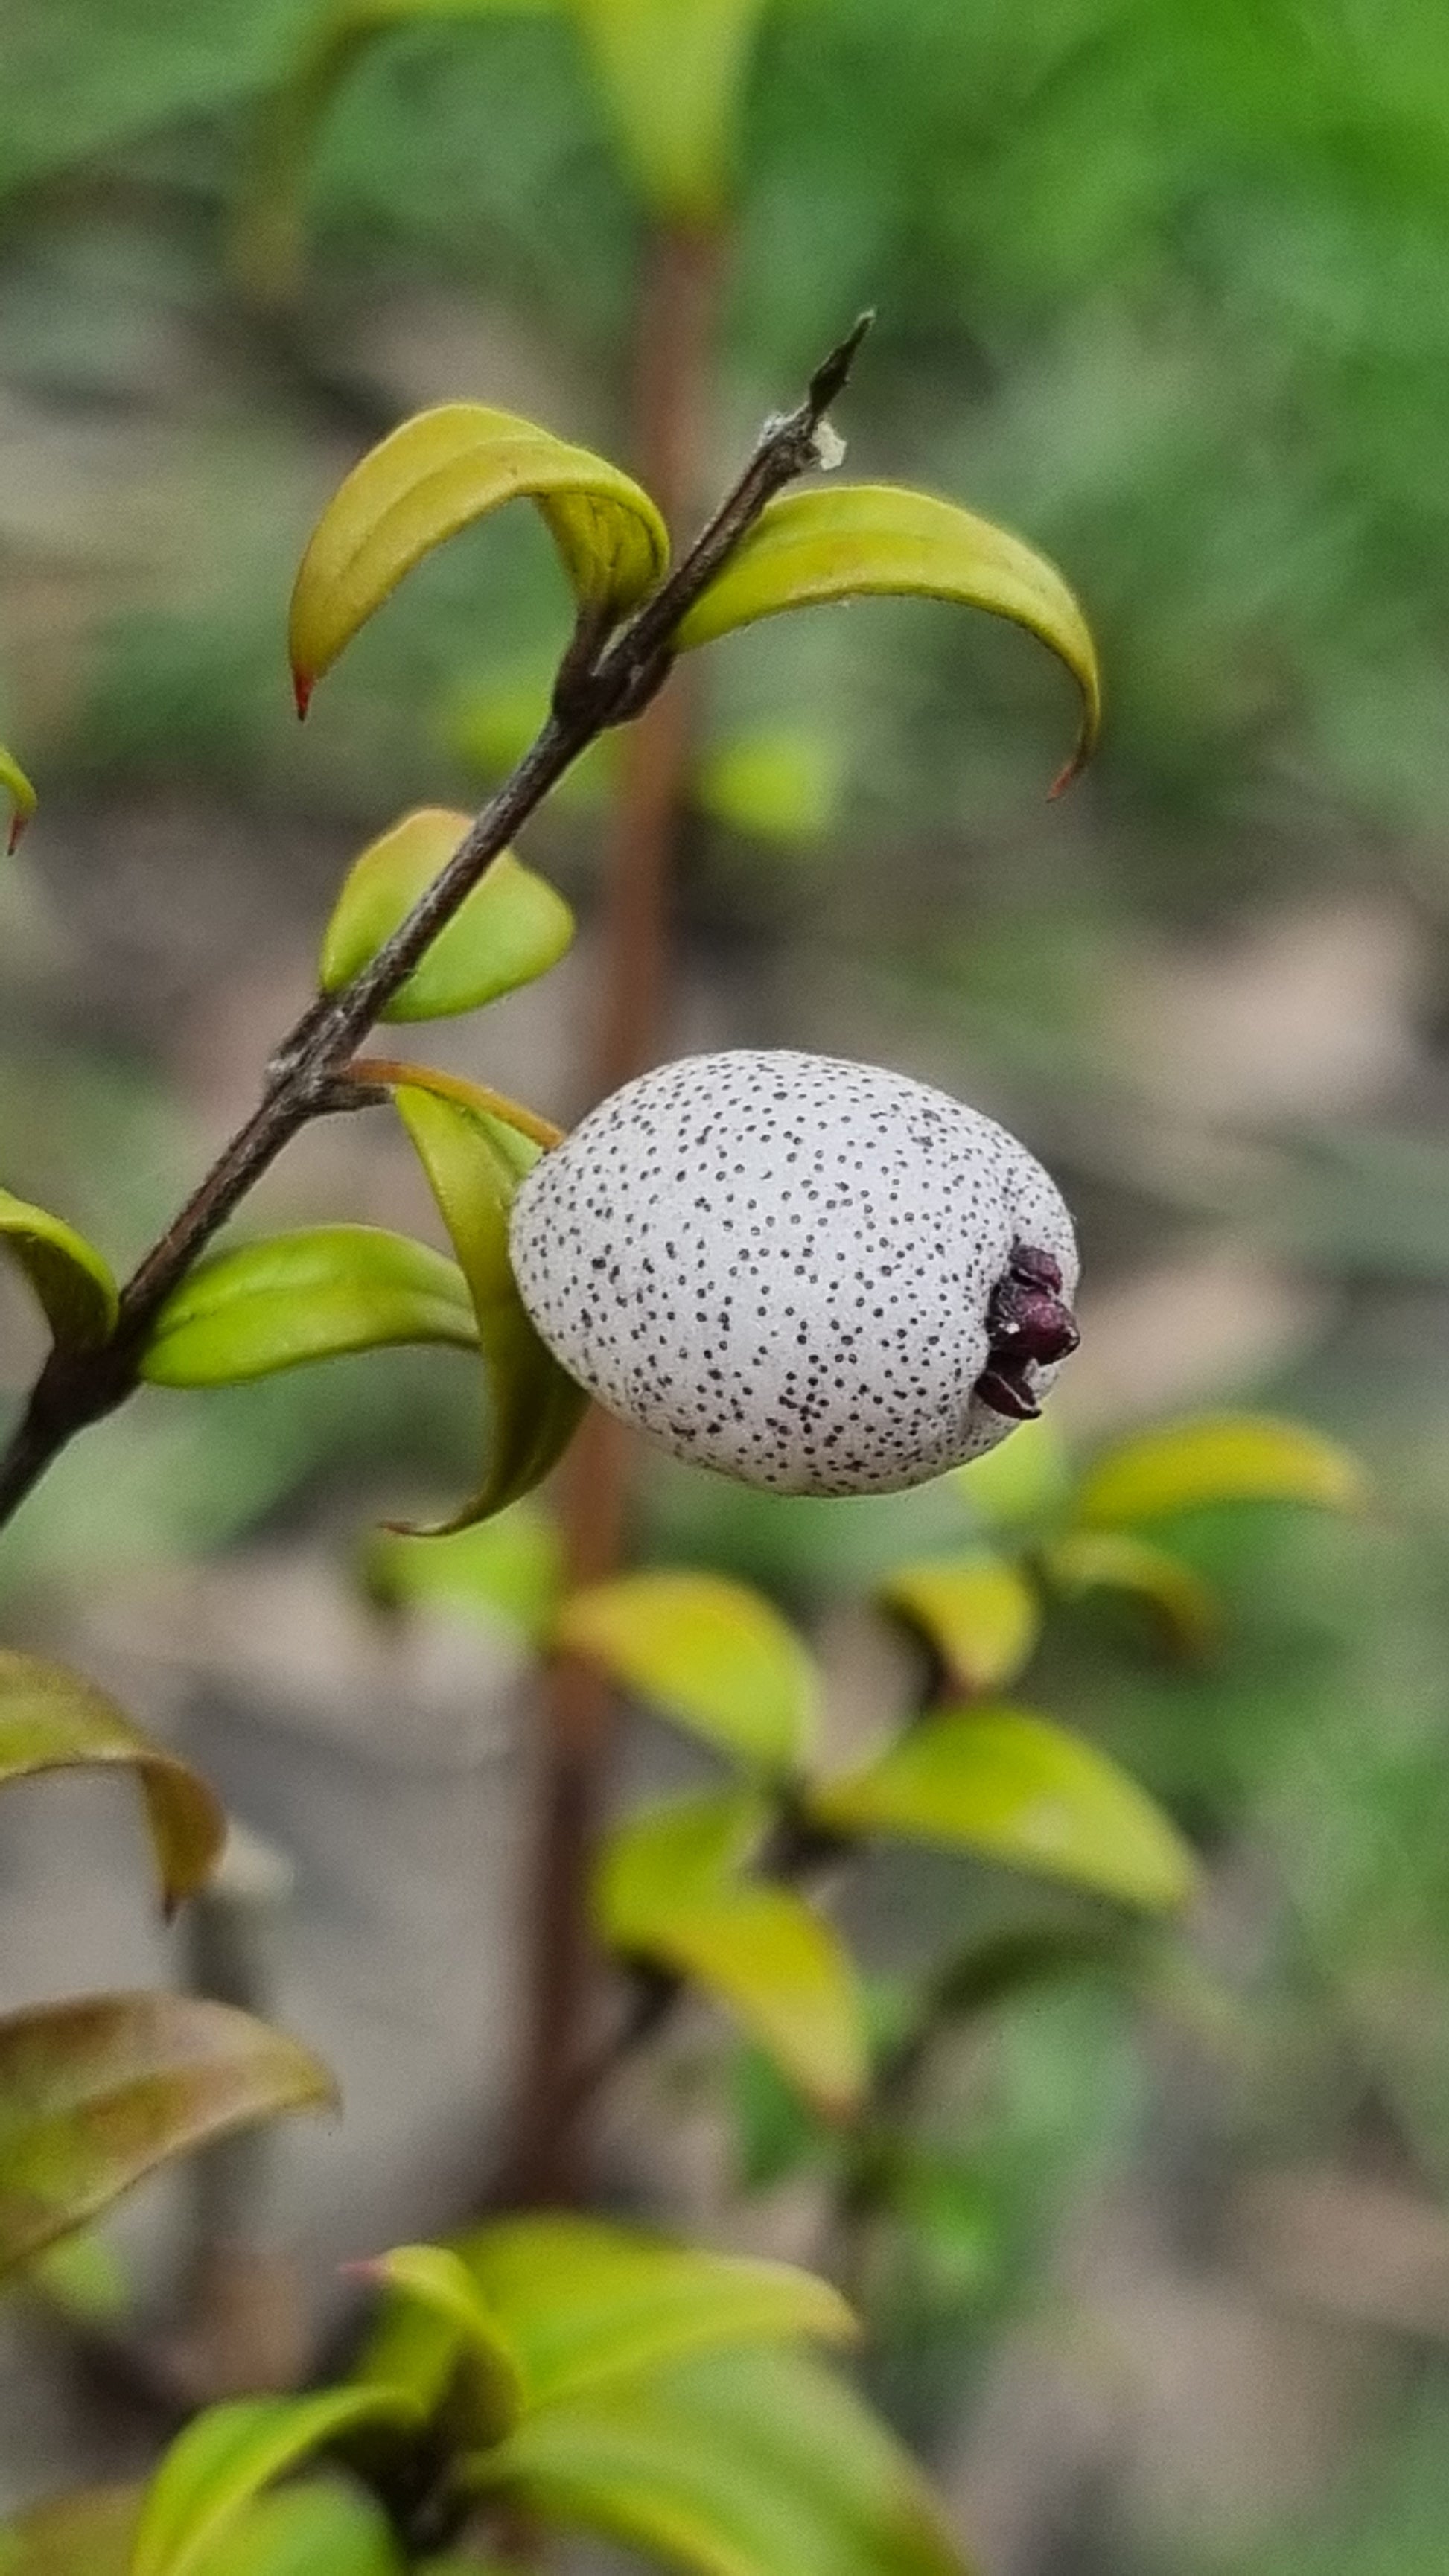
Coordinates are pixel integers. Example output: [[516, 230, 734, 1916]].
[[975, 1240, 1080, 1421]]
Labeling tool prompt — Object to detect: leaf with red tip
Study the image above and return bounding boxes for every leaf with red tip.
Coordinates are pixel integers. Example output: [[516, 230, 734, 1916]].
[[289, 404, 667, 706], [0, 1651, 223, 1916], [0, 747, 36, 853], [0, 1994, 334, 2275], [674, 484, 1101, 791], [319, 806, 574, 1019]]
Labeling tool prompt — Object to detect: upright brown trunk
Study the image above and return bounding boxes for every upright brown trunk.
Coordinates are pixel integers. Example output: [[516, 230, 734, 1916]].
[[512, 222, 722, 2202]]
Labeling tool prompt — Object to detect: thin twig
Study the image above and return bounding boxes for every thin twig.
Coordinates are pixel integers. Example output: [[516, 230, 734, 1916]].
[[0, 317, 873, 1534]]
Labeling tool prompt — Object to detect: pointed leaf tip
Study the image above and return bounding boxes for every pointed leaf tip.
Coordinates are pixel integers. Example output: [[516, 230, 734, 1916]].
[[293, 670, 313, 721], [0, 747, 36, 853]]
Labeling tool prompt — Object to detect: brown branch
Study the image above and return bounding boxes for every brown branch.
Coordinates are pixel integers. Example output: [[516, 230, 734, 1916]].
[[0, 316, 873, 1536]]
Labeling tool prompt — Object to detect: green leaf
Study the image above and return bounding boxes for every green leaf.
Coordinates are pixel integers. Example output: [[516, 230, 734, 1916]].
[[0, 1650, 223, 1915], [319, 806, 575, 1020], [360, 2243, 525, 2443], [696, 724, 842, 846], [0, 747, 36, 854], [361, 1500, 564, 1645], [132, 2391, 420, 2576], [138, 1225, 476, 1387], [289, 404, 668, 710], [674, 484, 1101, 792], [232, 0, 555, 307], [572, 0, 771, 222], [558, 1572, 818, 1773], [0, 2484, 141, 2576], [952, 1412, 1072, 1533], [0, 1188, 118, 1353], [471, 2341, 969, 2576], [391, 1080, 587, 1528], [731, 2043, 833, 2194], [879, 1555, 1041, 1694], [1074, 1411, 1367, 1527], [0, 2482, 401, 2576], [455, 2213, 855, 2409], [1045, 1531, 1220, 1657], [810, 1709, 1195, 1913], [18, 2224, 130, 2324], [185, 2483, 403, 2576], [0, 1995, 334, 2276], [597, 1795, 867, 2117]]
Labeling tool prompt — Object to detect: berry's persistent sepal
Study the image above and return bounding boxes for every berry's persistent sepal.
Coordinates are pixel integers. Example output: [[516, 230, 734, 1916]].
[[509, 1050, 1079, 1496]]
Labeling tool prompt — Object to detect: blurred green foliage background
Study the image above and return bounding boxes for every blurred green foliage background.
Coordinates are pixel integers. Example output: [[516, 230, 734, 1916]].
[[9, 4, 1449, 2570]]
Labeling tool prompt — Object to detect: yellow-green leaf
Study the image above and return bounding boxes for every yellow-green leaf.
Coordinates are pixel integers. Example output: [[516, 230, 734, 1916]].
[[185, 2483, 404, 2576], [558, 1572, 818, 1773], [0, 2483, 401, 2576], [675, 484, 1100, 791], [1074, 1412, 1366, 1529], [879, 1555, 1041, 1694], [138, 1225, 476, 1387], [572, 0, 771, 222], [362, 1501, 564, 1646], [18, 2224, 129, 2324], [953, 1411, 1072, 1532], [289, 404, 668, 708], [0, 746, 36, 854], [1045, 1531, 1220, 1658], [0, 1650, 223, 1916], [133, 2391, 419, 2576], [361, 2243, 525, 2443], [319, 806, 575, 1019], [233, 0, 554, 308], [0, 1995, 334, 2276], [471, 2341, 968, 2576], [597, 1795, 867, 2117], [454, 2213, 855, 2409], [0, 1188, 118, 1353], [810, 1709, 1195, 1913], [392, 1080, 587, 1528]]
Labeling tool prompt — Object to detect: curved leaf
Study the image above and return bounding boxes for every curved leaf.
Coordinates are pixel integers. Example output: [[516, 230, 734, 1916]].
[[0, 1650, 223, 1915], [185, 2483, 404, 2576], [1074, 1411, 1366, 1528], [138, 1225, 476, 1387], [471, 2341, 967, 2576], [810, 1709, 1195, 1913], [233, 0, 553, 308], [675, 484, 1101, 791], [0, 2482, 400, 2576], [456, 2213, 855, 2409], [573, 0, 770, 221], [558, 1572, 818, 1773], [133, 2391, 419, 2576], [289, 404, 668, 708], [391, 1080, 587, 1528], [360, 2243, 525, 2442], [598, 1796, 867, 2117], [1045, 1531, 1220, 1657], [0, 746, 36, 855], [319, 806, 575, 1020], [879, 1555, 1041, 1694], [0, 1188, 118, 1353], [0, 1995, 334, 2275]]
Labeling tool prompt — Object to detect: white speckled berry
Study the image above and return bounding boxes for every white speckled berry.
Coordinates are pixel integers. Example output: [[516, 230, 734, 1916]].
[[509, 1049, 1079, 1496]]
